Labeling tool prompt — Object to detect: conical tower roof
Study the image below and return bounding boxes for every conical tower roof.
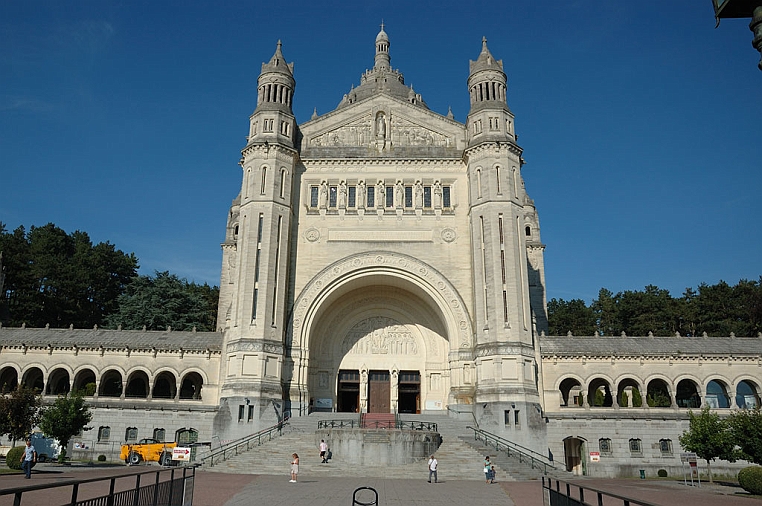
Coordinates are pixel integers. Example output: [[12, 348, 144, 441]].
[[469, 37, 503, 75], [261, 40, 294, 77]]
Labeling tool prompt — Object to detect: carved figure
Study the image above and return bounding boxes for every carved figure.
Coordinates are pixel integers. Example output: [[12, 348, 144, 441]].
[[357, 180, 366, 208], [395, 181, 404, 207], [433, 181, 442, 208], [376, 180, 385, 207], [338, 181, 347, 208], [319, 181, 328, 208], [414, 181, 423, 208]]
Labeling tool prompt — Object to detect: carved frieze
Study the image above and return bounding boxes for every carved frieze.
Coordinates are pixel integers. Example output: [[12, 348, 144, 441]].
[[341, 317, 418, 355], [226, 340, 284, 355]]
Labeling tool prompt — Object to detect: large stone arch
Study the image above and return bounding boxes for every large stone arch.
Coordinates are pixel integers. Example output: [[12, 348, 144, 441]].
[[287, 251, 475, 413]]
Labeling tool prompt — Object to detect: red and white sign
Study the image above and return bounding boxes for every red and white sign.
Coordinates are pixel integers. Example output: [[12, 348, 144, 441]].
[[172, 447, 191, 461], [589, 451, 600, 462]]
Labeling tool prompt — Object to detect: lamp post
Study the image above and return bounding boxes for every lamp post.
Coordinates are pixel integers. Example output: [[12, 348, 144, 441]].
[[712, 0, 762, 71]]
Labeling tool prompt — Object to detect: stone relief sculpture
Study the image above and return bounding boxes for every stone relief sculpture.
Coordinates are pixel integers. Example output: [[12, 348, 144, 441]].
[[395, 180, 404, 208], [414, 180, 423, 208], [307, 113, 454, 149], [341, 317, 419, 356]]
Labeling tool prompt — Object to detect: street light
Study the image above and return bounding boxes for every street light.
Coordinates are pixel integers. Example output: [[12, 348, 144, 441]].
[[712, 0, 762, 70]]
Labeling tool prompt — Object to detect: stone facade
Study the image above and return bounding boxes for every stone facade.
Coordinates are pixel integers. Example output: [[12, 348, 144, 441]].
[[1, 28, 760, 477]]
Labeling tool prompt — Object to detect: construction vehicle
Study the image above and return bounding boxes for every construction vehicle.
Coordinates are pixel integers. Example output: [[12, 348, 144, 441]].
[[119, 438, 177, 465]]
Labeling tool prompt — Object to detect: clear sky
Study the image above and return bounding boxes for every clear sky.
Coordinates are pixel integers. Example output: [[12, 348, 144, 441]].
[[1, 1, 760, 303]]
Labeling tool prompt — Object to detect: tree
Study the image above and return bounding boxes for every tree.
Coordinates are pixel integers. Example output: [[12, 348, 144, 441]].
[[678, 407, 736, 483], [727, 407, 762, 465], [0, 223, 138, 328], [105, 271, 218, 331], [0, 386, 44, 445], [547, 298, 596, 336], [38, 392, 92, 463]]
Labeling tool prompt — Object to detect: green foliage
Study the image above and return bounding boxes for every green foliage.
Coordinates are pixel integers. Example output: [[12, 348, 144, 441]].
[[547, 298, 596, 336], [97, 454, 107, 462], [0, 223, 138, 328], [631, 388, 643, 407], [728, 408, 762, 465], [547, 278, 762, 337], [593, 389, 605, 407], [38, 392, 92, 460], [105, 271, 218, 331], [5, 446, 24, 470], [620, 391, 629, 407], [646, 391, 671, 408], [738, 466, 762, 495], [679, 406, 736, 483], [657, 469, 668, 478], [0, 387, 44, 443]]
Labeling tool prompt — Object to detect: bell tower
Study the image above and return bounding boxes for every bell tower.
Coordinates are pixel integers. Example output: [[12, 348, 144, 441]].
[[464, 38, 547, 450], [215, 41, 297, 439]]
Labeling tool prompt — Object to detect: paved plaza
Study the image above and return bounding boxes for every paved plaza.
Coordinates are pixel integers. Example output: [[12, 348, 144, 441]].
[[1, 464, 761, 506]]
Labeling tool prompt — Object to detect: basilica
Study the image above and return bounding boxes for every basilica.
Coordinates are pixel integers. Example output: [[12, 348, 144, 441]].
[[1, 28, 760, 478]]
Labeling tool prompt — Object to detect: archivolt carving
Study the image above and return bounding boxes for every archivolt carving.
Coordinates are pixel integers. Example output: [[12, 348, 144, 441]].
[[290, 251, 473, 349]]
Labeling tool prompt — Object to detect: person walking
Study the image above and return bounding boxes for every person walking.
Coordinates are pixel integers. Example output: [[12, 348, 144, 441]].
[[319, 439, 328, 463], [290, 453, 299, 483], [428, 455, 438, 483], [20, 439, 36, 479]]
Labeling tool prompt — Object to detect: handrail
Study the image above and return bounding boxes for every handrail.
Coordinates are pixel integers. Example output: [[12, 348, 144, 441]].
[[200, 419, 288, 467], [467, 425, 557, 475], [542, 476, 660, 506], [317, 419, 438, 431]]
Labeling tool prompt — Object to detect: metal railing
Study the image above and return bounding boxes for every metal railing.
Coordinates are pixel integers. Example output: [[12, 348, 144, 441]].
[[316, 418, 438, 431], [467, 426, 557, 475], [200, 420, 288, 467], [542, 476, 660, 506], [0, 465, 196, 506]]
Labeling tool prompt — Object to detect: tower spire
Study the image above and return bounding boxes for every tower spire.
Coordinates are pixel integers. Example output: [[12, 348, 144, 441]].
[[374, 22, 391, 70]]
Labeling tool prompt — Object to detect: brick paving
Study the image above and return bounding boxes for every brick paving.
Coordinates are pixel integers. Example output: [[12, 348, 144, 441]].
[[1, 464, 760, 506]]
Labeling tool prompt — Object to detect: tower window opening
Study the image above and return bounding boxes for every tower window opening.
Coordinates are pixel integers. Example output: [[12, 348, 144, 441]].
[[525, 226, 531, 237], [476, 169, 482, 198], [260, 167, 267, 194], [280, 169, 287, 199], [495, 166, 501, 194], [442, 186, 451, 208], [310, 186, 319, 207]]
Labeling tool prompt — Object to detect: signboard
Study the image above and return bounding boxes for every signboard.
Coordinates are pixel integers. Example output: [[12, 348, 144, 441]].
[[589, 451, 600, 462], [172, 447, 192, 461], [315, 398, 333, 409], [680, 452, 697, 463]]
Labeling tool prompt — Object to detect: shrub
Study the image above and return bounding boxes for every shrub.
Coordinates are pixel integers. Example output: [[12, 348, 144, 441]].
[[6, 446, 24, 470], [738, 466, 762, 495], [97, 454, 107, 462], [657, 469, 668, 478]]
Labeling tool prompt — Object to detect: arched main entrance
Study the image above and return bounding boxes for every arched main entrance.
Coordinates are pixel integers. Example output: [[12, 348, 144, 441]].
[[288, 252, 475, 415]]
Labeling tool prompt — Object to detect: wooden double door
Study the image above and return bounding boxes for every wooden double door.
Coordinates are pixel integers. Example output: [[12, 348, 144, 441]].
[[368, 370, 390, 413]]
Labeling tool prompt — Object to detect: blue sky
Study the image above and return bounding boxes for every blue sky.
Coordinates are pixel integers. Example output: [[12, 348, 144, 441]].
[[1, 1, 760, 303]]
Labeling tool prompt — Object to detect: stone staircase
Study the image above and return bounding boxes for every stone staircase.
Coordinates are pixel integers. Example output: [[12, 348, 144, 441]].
[[202, 412, 544, 481]]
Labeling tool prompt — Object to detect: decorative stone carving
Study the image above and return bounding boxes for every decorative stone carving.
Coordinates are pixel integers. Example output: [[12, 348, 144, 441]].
[[441, 228, 456, 243], [305, 228, 320, 242], [341, 317, 418, 355]]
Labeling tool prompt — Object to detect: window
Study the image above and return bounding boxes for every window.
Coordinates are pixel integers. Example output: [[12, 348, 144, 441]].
[[238, 405, 245, 422], [385, 186, 394, 208], [659, 439, 672, 455], [504, 410, 511, 425], [280, 169, 287, 198], [442, 186, 451, 208], [599, 438, 612, 455], [404, 186, 413, 207], [367, 186, 375, 208], [310, 186, 319, 207], [248, 405, 254, 422], [260, 167, 267, 194], [263, 119, 273, 132], [329, 186, 337, 208], [348, 186, 356, 207], [629, 438, 642, 455], [98, 426, 111, 442], [423, 187, 432, 208], [125, 427, 138, 442], [153, 428, 166, 442], [525, 226, 531, 237], [514, 409, 521, 429]]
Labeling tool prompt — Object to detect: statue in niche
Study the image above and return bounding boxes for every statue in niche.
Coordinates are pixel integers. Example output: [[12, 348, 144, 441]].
[[395, 181, 404, 208], [357, 180, 366, 208], [338, 181, 347, 208], [414, 180, 423, 208], [433, 181, 442, 208], [319, 180, 328, 209], [376, 180, 385, 207], [376, 113, 386, 140]]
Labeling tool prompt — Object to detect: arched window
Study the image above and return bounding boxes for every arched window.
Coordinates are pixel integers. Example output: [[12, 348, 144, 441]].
[[706, 380, 731, 408], [736, 380, 760, 409], [525, 226, 531, 237], [125, 371, 149, 398], [179, 372, 203, 400], [0, 366, 18, 393], [260, 166, 267, 195], [646, 379, 671, 407], [21, 367, 44, 393], [99, 370, 123, 397], [73, 369, 96, 396], [676, 379, 701, 408], [587, 378, 614, 407], [280, 169, 287, 199], [559, 377, 583, 407], [152, 371, 177, 399], [45, 368, 70, 395]]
